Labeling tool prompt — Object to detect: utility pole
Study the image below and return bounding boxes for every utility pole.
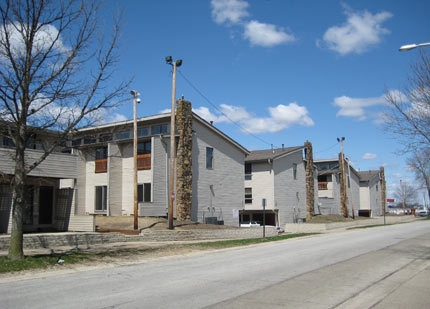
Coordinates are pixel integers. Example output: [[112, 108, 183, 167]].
[[166, 56, 182, 230], [130, 90, 141, 230], [337, 137, 348, 218]]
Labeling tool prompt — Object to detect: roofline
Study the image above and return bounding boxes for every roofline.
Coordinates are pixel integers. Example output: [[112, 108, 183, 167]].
[[245, 146, 304, 163], [75, 113, 171, 132], [74, 112, 250, 155], [192, 112, 250, 155]]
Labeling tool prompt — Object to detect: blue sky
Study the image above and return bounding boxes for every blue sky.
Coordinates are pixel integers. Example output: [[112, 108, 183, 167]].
[[102, 0, 429, 200]]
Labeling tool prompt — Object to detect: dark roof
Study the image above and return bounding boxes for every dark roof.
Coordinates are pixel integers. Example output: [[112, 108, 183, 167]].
[[358, 170, 380, 182], [245, 146, 303, 162]]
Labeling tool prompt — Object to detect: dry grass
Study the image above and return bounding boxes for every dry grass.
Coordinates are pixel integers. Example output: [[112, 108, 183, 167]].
[[309, 214, 367, 223], [95, 216, 235, 233]]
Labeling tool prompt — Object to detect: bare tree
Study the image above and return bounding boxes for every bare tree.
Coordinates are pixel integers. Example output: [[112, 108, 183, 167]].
[[0, 0, 131, 260], [384, 51, 430, 153], [393, 181, 417, 209], [407, 148, 430, 201]]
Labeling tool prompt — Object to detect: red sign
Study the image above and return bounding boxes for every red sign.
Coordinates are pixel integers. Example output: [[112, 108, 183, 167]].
[[386, 198, 395, 203]]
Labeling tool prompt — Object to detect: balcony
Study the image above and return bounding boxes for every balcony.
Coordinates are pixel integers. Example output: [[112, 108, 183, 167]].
[[0, 147, 77, 178], [318, 182, 328, 190], [137, 153, 151, 170], [95, 158, 108, 173]]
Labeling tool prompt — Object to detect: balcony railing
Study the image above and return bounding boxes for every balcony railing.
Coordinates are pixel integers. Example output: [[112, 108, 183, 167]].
[[318, 182, 328, 190], [137, 153, 151, 170], [95, 158, 107, 173]]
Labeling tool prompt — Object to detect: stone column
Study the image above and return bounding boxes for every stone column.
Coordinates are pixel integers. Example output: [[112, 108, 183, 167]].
[[175, 99, 193, 221], [304, 141, 314, 221]]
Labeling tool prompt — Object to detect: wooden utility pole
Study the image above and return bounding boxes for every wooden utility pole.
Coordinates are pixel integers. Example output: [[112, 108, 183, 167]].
[[166, 56, 182, 229], [380, 166, 386, 217], [338, 137, 348, 218], [131, 90, 140, 230]]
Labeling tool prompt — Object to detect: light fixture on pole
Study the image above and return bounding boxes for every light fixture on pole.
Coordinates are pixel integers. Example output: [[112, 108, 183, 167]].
[[165, 56, 182, 230], [130, 90, 141, 230], [399, 42, 430, 51]]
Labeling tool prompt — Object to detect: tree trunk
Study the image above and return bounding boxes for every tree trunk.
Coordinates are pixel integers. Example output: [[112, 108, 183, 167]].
[[8, 139, 26, 260]]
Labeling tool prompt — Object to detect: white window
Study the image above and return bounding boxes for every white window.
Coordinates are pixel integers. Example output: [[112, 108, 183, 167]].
[[95, 186, 107, 211], [138, 183, 152, 202]]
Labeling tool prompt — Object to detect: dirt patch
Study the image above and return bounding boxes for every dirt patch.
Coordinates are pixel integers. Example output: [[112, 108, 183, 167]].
[[309, 214, 368, 223], [95, 216, 236, 233]]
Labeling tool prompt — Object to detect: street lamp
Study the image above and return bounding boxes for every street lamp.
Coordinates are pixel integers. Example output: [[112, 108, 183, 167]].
[[130, 90, 141, 230], [165, 56, 182, 230], [399, 42, 430, 51]]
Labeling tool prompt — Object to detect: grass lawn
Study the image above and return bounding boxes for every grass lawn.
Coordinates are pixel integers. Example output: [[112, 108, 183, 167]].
[[0, 233, 314, 274]]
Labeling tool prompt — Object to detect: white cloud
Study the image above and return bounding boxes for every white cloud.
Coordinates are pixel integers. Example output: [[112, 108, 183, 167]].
[[211, 0, 294, 48], [193, 102, 314, 134], [0, 23, 69, 61], [320, 8, 392, 55], [333, 95, 386, 120], [244, 20, 295, 47], [211, 0, 249, 25], [362, 152, 377, 160]]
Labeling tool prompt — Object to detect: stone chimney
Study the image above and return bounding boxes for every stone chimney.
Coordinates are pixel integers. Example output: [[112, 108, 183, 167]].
[[175, 99, 193, 221]]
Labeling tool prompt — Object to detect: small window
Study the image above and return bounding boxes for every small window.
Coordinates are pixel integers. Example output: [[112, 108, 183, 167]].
[[293, 163, 297, 180], [3, 136, 15, 147], [138, 183, 151, 202], [206, 147, 214, 169], [72, 138, 82, 146], [138, 141, 151, 154], [151, 124, 168, 135], [245, 187, 252, 204], [100, 134, 112, 142], [245, 163, 252, 180], [84, 137, 97, 144], [137, 127, 149, 137], [115, 131, 130, 140], [95, 147, 107, 159], [95, 186, 107, 211]]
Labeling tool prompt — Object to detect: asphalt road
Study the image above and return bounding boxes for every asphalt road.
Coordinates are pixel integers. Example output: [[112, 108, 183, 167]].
[[1, 220, 430, 309]]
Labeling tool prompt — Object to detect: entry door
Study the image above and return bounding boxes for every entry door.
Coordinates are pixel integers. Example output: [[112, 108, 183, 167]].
[[39, 186, 53, 224]]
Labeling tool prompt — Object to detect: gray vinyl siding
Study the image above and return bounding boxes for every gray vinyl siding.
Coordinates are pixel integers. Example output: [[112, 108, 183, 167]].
[[348, 170, 361, 217], [75, 150, 87, 215], [108, 143, 122, 216], [192, 120, 246, 226], [0, 148, 77, 179], [318, 173, 341, 215], [273, 150, 307, 224], [140, 136, 169, 217]]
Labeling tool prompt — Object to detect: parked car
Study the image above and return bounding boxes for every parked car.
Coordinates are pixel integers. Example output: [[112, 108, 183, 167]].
[[240, 221, 260, 227], [416, 208, 429, 217]]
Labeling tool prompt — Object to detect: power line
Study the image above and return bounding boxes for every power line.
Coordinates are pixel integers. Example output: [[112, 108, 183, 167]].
[[178, 70, 273, 147]]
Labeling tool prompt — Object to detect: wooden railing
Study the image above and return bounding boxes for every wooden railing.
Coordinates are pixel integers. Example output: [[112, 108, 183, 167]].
[[318, 182, 328, 190], [95, 158, 107, 173], [137, 153, 151, 170]]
